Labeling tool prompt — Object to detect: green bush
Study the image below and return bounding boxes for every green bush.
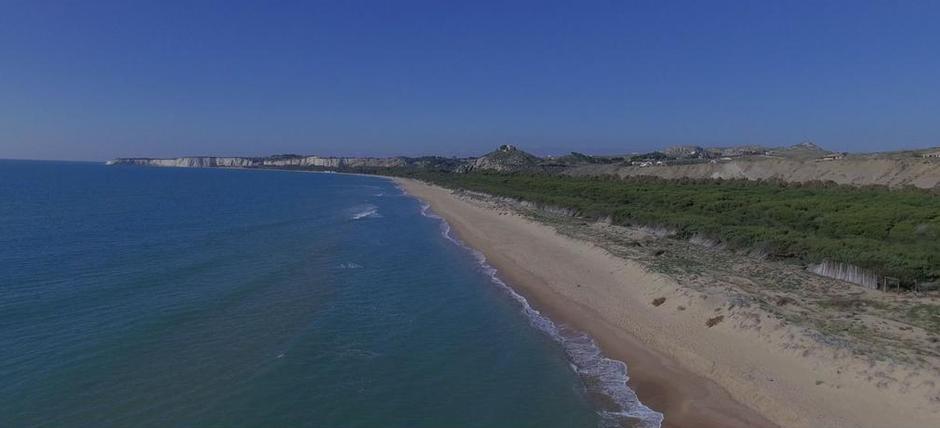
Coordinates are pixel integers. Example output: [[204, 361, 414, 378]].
[[391, 171, 940, 284]]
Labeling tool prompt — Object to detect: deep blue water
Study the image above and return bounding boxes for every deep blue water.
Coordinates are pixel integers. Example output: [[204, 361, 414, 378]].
[[0, 161, 659, 427]]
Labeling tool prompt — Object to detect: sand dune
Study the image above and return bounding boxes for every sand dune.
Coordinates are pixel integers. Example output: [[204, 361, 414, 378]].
[[567, 156, 940, 189]]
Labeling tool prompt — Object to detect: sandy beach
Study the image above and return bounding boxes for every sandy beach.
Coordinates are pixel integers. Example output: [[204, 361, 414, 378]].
[[396, 177, 940, 428]]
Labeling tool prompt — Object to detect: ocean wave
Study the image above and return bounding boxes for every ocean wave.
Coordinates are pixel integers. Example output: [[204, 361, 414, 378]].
[[418, 201, 664, 428], [350, 204, 381, 220], [392, 182, 407, 196], [338, 262, 363, 269]]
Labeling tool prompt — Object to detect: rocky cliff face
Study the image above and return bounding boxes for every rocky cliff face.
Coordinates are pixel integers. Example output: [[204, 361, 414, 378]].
[[262, 155, 410, 169], [106, 157, 262, 168], [108, 155, 413, 170], [107, 146, 545, 174]]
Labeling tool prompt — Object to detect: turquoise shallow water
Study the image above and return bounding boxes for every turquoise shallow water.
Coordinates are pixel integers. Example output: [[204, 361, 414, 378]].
[[0, 160, 659, 427]]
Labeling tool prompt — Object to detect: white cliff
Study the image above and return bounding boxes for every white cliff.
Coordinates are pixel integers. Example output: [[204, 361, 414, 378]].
[[107, 156, 412, 170]]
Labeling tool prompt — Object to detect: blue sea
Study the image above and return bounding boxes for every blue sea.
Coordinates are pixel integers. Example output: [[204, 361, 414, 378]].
[[0, 160, 660, 427]]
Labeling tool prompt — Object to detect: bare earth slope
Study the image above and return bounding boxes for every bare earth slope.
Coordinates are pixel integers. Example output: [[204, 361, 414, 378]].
[[566, 156, 940, 189], [397, 178, 940, 428]]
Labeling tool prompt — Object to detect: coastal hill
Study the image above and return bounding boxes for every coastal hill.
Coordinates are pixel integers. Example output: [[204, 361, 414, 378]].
[[107, 142, 940, 188], [467, 144, 543, 173]]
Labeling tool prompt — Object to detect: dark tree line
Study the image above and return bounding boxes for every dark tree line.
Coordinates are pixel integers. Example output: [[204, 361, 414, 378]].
[[381, 169, 940, 285]]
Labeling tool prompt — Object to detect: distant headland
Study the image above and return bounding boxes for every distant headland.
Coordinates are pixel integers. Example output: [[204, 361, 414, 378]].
[[109, 142, 940, 188]]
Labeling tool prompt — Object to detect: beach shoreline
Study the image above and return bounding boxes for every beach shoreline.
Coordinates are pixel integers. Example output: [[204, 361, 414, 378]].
[[396, 177, 775, 428], [394, 177, 940, 428]]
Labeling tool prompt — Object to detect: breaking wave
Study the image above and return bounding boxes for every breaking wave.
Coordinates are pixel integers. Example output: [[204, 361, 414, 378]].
[[349, 204, 381, 220], [415, 200, 663, 428], [338, 262, 363, 269]]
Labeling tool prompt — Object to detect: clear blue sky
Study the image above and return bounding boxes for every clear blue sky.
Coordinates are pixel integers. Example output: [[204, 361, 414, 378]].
[[2, 1, 939, 161]]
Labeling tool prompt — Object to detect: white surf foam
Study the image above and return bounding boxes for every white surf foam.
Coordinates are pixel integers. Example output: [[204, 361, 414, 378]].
[[350, 204, 381, 220], [416, 200, 664, 428], [338, 262, 364, 269]]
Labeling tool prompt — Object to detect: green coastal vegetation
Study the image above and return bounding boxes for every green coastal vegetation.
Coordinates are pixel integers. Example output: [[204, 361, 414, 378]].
[[385, 170, 940, 286], [106, 142, 940, 288]]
